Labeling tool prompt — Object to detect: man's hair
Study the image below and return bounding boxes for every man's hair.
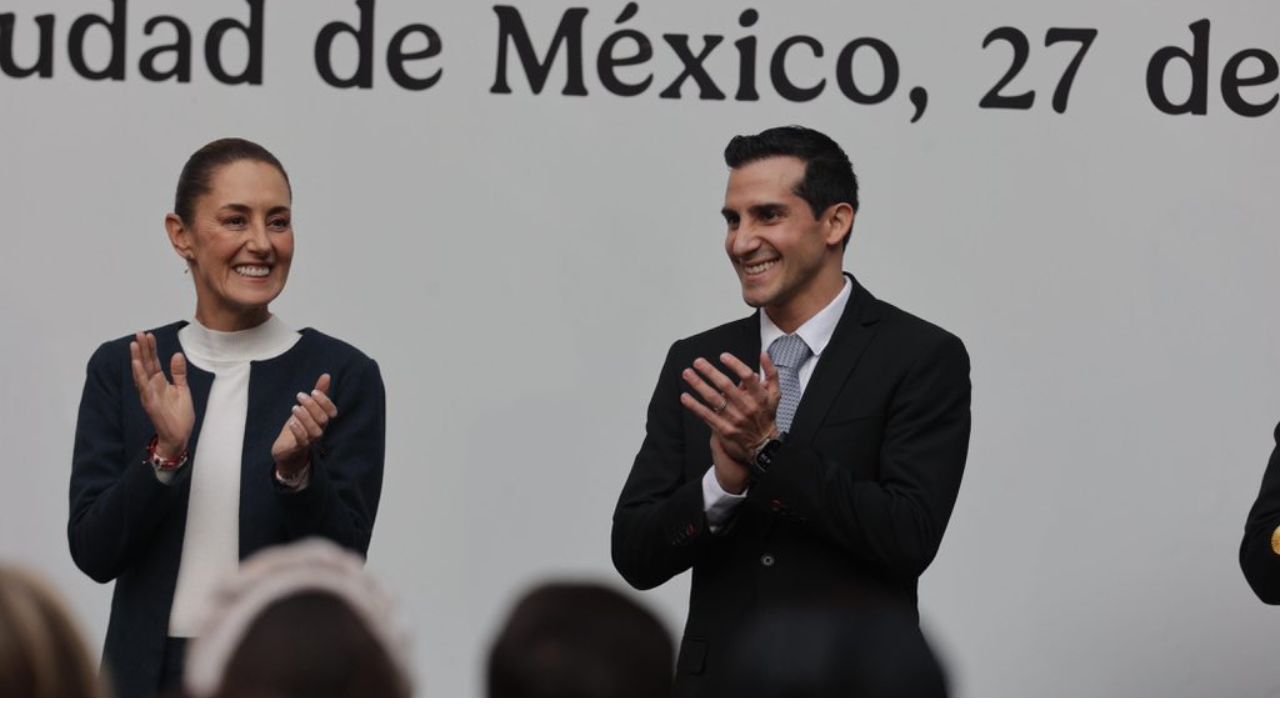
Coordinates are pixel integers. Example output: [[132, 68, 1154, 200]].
[[724, 125, 859, 246], [0, 565, 102, 697], [487, 582, 674, 697]]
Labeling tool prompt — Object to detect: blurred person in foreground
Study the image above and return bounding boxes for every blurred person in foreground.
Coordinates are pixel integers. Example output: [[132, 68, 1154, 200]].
[[184, 538, 411, 697], [0, 564, 102, 697], [719, 599, 948, 697], [487, 582, 674, 697], [68, 138, 387, 695]]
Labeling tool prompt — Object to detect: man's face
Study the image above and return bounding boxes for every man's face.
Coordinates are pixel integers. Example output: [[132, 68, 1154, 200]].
[[722, 156, 841, 316]]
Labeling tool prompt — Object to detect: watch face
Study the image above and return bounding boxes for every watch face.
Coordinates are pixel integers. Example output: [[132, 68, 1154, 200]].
[[754, 438, 783, 472]]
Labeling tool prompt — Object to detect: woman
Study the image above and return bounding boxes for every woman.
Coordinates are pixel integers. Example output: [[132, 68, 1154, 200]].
[[0, 565, 102, 697], [68, 138, 386, 697]]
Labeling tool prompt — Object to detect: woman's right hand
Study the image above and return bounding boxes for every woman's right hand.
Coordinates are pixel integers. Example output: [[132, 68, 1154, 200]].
[[130, 332, 194, 458]]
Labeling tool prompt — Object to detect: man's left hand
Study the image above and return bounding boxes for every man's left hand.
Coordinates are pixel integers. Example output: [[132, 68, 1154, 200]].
[[680, 351, 781, 464]]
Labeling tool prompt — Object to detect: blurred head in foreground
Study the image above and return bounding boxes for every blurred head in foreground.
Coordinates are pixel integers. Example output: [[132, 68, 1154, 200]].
[[488, 582, 674, 697], [720, 604, 948, 697], [0, 565, 101, 697], [184, 538, 411, 697]]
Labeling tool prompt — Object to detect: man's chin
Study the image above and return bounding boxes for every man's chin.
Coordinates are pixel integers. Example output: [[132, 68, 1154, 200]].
[[740, 287, 772, 309]]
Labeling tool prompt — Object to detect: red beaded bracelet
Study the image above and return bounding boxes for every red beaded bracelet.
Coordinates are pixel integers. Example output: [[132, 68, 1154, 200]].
[[147, 435, 189, 472]]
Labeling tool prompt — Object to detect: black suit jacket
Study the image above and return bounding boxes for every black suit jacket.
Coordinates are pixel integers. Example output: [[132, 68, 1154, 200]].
[[68, 321, 386, 696], [1241, 422, 1280, 602], [612, 276, 971, 696]]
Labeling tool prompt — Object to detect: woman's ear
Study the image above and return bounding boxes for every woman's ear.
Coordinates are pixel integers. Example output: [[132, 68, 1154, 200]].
[[165, 213, 194, 262]]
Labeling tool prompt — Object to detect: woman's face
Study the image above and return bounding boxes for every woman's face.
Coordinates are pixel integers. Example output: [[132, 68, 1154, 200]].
[[169, 160, 294, 329]]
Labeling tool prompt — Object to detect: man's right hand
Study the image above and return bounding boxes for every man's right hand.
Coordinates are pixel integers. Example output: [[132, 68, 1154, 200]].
[[130, 331, 194, 458]]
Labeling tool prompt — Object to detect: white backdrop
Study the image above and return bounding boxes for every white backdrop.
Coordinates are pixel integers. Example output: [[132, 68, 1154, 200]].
[[2, 0, 1280, 697]]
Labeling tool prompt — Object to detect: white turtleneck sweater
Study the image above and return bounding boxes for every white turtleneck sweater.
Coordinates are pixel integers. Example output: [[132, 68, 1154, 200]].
[[166, 315, 301, 638]]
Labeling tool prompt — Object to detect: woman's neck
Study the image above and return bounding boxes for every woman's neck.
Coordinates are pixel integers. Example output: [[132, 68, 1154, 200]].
[[194, 304, 271, 332]]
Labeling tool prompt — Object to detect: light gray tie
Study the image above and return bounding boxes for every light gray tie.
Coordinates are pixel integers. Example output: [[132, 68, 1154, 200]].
[[769, 334, 813, 434]]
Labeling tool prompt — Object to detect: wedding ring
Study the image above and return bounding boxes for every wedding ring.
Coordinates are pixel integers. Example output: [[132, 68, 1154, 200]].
[[715, 397, 729, 414]]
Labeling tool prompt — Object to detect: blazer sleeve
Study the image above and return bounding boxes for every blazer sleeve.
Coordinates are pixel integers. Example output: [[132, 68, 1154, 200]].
[[1240, 422, 1280, 603], [274, 355, 386, 556], [748, 332, 972, 580], [612, 342, 718, 591], [67, 342, 190, 583]]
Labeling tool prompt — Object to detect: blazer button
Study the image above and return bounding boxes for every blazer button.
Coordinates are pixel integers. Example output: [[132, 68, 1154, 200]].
[[760, 553, 775, 567]]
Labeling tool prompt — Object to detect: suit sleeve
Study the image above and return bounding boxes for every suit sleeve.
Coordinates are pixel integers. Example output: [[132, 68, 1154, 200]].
[[67, 342, 189, 583], [274, 356, 386, 556], [612, 342, 717, 590], [1240, 422, 1280, 603], [748, 333, 971, 580]]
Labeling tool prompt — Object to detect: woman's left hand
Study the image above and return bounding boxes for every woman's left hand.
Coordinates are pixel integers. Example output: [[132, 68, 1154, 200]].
[[272, 373, 338, 477]]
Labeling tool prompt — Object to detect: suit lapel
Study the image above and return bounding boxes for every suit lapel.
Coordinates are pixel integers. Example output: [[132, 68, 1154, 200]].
[[786, 275, 882, 445], [727, 311, 762, 375]]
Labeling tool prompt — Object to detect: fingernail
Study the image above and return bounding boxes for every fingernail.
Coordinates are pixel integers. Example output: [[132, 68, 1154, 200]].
[[293, 405, 301, 413], [311, 390, 321, 397], [296, 392, 308, 402]]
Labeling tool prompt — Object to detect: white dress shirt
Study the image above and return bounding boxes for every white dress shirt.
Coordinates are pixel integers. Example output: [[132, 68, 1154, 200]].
[[702, 277, 853, 531]]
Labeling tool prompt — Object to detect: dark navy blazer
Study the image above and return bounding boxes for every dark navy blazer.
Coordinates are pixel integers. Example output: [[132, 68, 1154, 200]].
[[68, 321, 386, 696]]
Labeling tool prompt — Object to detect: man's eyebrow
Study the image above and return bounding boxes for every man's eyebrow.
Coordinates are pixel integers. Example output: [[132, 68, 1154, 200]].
[[749, 202, 788, 216], [720, 207, 738, 221]]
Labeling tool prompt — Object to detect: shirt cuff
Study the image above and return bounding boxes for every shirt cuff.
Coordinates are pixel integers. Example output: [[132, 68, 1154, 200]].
[[702, 466, 748, 533], [275, 463, 312, 493]]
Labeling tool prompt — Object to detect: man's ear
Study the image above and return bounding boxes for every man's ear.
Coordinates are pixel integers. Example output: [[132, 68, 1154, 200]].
[[824, 203, 855, 249], [165, 213, 194, 262]]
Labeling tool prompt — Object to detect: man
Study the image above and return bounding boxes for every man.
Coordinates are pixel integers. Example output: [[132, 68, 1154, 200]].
[[1241, 424, 1280, 603], [611, 126, 971, 696]]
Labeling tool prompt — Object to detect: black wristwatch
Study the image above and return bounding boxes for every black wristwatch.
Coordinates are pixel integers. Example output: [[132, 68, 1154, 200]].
[[751, 433, 786, 475]]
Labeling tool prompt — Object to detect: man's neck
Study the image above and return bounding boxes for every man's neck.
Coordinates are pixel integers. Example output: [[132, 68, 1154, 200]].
[[764, 271, 846, 334]]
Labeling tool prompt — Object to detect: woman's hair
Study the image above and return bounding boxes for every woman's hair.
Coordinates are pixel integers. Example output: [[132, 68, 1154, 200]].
[[0, 565, 102, 697], [173, 138, 291, 224], [184, 539, 411, 698], [216, 591, 410, 697], [487, 582, 674, 697]]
